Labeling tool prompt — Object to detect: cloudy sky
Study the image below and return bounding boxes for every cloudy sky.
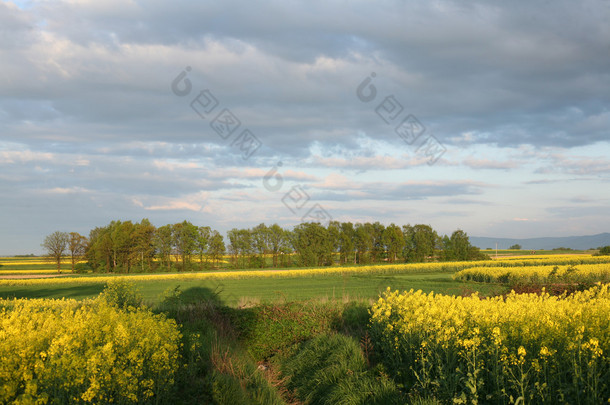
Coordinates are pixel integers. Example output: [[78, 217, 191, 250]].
[[1, 0, 609, 254]]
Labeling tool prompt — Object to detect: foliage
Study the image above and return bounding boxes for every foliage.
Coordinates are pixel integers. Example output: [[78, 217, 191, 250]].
[[160, 296, 285, 405], [73, 262, 93, 274], [281, 334, 404, 404], [0, 297, 181, 404], [237, 301, 343, 360], [68, 232, 88, 272], [595, 246, 610, 256], [291, 222, 334, 267], [100, 279, 143, 310], [454, 263, 610, 285], [509, 244, 522, 250], [75, 219, 498, 274], [370, 285, 610, 404], [440, 229, 489, 261]]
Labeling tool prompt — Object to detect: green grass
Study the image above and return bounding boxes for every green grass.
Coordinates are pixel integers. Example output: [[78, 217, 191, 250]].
[[0, 272, 506, 305]]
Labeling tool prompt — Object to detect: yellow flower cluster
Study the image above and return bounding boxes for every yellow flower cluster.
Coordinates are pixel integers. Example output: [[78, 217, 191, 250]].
[[0, 297, 181, 404], [369, 285, 610, 403], [453, 263, 610, 284]]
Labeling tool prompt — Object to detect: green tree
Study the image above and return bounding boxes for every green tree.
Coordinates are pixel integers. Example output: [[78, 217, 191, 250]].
[[68, 232, 88, 272], [370, 222, 386, 262], [354, 223, 374, 264], [441, 229, 487, 261], [595, 246, 610, 256], [268, 224, 289, 267], [131, 219, 156, 272], [172, 220, 199, 270], [327, 221, 342, 265], [403, 224, 438, 262], [196, 226, 211, 266], [42, 231, 69, 273], [339, 222, 355, 265], [208, 230, 225, 268], [227, 228, 253, 269], [509, 244, 522, 250], [155, 224, 174, 271], [86, 226, 113, 272], [292, 222, 333, 267], [251, 223, 271, 268], [383, 223, 405, 263], [106, 220, 135, 273]]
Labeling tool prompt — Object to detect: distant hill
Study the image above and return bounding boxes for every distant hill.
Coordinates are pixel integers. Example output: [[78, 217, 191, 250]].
[[469, 233, 610, 250]]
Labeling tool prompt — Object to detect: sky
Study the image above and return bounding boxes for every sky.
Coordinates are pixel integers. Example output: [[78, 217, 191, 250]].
[[1, 0, 609, 255]]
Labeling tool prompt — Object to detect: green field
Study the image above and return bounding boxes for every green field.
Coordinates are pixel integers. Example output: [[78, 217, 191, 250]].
[[0, 271, 506, 305]]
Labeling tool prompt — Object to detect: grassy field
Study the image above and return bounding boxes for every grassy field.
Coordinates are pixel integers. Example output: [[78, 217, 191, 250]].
[[1, 252, 605, 304], [0, 271, 505, 305]]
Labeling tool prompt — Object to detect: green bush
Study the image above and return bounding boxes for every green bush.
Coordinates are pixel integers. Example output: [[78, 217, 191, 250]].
[[73, 262, 93, 273], [100, 279, 143, 310], [237, 301, 342, 360]]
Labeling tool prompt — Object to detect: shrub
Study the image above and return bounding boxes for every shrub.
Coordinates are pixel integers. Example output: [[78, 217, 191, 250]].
[[73, 262, 93, 274], [100, 279, 143, 310], [237, 301, 342, 360]]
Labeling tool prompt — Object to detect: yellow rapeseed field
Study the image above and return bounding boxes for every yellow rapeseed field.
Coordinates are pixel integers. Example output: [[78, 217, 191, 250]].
[[0, 297, 181, 404], [370, 284, 610, 403], [454, 263, 610, 284]]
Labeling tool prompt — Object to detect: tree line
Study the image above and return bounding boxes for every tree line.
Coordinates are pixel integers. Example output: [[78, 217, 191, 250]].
[[41, 220, 488, 273]]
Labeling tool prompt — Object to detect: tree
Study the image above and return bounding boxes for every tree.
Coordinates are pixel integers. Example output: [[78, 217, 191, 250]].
[[104, 220, 135, 273], [403, 224, 438, 262], [208, 230, 225, 267], [354, 223, 374, 264], [442, 229, 488, 261], [292, 222, 333, 267], [131, 219, 156, 272], [155, 224, 174, 271], [196, 226, 211, 266], [86, 226, 113, 272], [42, 231, 69, 273], [268, 224, 288, 267], [68, 232, 88, 272], [370, 222, 386, 262], [251, 223, 271, 268], [172, 220, 199, 270], [227, 228, 253, 269], [339, 222, 355, 265], [509, 244, 522, 250], [327, 221, 342, 265], [383, 224, 405, 263], [595, 246, 610, 256]]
